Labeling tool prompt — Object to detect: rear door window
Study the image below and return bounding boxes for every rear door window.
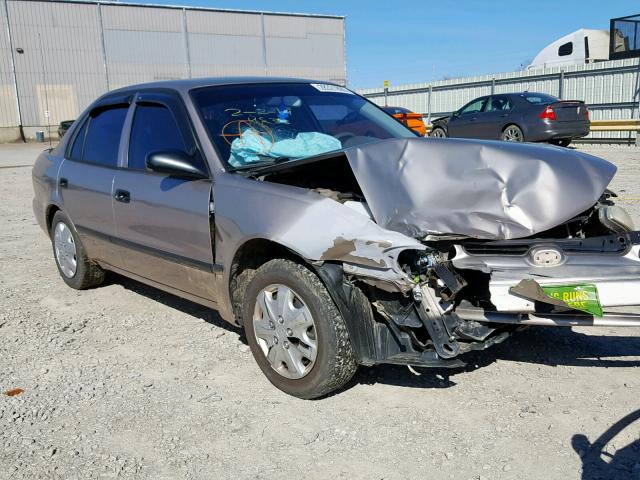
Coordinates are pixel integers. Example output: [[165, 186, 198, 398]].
[[82, 106, 129, 167], [486, 96, 513, 112], [128, 103, 189, 171]]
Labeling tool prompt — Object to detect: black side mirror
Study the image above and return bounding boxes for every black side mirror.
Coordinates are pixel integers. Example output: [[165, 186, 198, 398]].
[[146, 150, 208, 179]]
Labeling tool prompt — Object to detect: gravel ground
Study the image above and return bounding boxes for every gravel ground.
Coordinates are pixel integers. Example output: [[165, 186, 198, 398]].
[[1, 143, 639, 480]]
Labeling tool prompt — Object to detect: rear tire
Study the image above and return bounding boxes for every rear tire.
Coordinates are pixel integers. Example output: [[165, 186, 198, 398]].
[[50, 211, 105, 290], [550, 139, 571, 147], [430, 127, 447, 138], [501, 125, 524, 142], [241, 259, 357, 399]]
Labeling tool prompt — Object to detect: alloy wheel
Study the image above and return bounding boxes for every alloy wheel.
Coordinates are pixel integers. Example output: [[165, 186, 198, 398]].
[[503, 126, 523, 142]]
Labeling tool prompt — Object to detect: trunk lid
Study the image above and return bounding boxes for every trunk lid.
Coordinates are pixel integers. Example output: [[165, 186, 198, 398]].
[[549, 101, 589, 122]]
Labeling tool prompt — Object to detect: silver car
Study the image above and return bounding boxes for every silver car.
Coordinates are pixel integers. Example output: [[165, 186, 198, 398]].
[[33, 78, 640, 399]]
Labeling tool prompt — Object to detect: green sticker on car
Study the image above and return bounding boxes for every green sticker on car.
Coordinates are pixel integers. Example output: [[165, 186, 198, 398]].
[[541, 284, 603, 317]]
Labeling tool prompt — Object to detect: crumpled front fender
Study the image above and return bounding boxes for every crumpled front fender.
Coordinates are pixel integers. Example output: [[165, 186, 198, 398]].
[[215, 172, 424, 295]]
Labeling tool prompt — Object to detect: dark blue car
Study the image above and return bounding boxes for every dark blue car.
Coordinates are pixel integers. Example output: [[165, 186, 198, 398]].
[[430, 92, 590, 147]]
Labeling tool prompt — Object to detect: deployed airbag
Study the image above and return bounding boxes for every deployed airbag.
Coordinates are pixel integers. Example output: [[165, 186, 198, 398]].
[[229, 129, 341, 167], [344, 138, 617, 240]]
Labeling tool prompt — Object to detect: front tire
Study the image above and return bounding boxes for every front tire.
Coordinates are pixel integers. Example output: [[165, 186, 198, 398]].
[[50, 211, 105, 290], [242, 259, 357, 399], [430, 127, 447, 138], [501, 125, 524, 142]]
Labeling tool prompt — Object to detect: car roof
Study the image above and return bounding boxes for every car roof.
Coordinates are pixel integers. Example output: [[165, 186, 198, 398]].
[[106, 76, 336, 96], [383, 106, 411, 113], [496, 92, 557, 98]]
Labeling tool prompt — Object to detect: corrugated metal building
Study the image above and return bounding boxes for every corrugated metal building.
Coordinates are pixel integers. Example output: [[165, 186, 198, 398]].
[[0, 0, 346, 141], [357, 58, 640, 142]]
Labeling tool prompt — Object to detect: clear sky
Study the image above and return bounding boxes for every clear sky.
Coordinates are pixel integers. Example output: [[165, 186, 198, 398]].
[[129, 0, 634, 88]]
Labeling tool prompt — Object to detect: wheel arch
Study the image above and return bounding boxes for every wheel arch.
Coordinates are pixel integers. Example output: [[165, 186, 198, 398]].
[[431, 124, 448, 136], [45, 204, 62, 236], [501, 122, 523, 133], [501, 122, 526, 141], [227, 237, 378, 365], [228, 237, 313, 325]]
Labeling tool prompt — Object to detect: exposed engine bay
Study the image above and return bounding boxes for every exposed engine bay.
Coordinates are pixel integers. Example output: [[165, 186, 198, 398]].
[[241, 138, 640, 367]]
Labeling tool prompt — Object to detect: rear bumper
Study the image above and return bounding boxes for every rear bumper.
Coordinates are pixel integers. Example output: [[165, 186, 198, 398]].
[[527, 120, 590, 141]]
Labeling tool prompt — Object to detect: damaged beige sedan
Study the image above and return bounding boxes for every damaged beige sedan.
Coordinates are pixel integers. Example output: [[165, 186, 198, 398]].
[[33, 78, 640, 399]]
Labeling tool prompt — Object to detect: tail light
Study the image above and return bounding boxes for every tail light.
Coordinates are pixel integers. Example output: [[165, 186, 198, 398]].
[[539, 106, 556, 121], [585, 107, 590, 119]]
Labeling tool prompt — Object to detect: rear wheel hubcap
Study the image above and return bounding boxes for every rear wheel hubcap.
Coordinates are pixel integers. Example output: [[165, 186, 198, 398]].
[[53, 222, 77, 278]]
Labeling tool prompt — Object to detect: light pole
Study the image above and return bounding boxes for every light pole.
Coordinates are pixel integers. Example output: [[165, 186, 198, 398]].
[[37, 33, 52, 147]]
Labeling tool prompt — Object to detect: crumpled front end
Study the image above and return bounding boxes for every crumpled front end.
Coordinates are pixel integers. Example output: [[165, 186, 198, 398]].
[[344, 137, 617, 240], [227, 138, 640, 368]]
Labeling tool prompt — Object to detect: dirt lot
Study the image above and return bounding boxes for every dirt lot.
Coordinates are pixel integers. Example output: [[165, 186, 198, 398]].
[[1, 143, 639, 480]]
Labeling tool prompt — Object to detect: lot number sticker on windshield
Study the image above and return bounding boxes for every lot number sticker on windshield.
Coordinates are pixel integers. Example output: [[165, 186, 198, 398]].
[[310, 83, 354, 94]]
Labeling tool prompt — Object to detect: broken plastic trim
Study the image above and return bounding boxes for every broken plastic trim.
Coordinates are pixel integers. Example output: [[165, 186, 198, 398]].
[[455, 308, 640, 327]]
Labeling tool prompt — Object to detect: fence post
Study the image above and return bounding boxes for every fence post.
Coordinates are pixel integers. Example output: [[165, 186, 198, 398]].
[[558, 69, 564, 99], [427, 84, 432, 124], [97, 3, 110, 91], [260, 13, 268, 75], [182, 8, 191, 79]]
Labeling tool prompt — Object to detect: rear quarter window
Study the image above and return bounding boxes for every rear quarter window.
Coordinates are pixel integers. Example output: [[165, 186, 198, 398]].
[[68, 118, 88, 161], [81, 105, 129, 167]]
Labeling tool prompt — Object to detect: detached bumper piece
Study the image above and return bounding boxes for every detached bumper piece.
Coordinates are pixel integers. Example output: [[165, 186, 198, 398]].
[[455, 308, 640, 328]]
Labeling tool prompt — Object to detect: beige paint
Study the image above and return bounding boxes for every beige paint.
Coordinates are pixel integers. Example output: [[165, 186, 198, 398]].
[[36, 84, 78, 126], [0, 84, 19, 128]]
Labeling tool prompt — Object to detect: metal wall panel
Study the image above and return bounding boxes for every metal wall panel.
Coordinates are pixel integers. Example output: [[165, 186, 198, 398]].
[[186, 9, 265, 78], [2, 0, 346, 137], [0, 0, 19, 128], [263, 15, 346, 85], [358, 58, 640, 141], [7, 0, 106, 128], [101, 4, 187, 88]]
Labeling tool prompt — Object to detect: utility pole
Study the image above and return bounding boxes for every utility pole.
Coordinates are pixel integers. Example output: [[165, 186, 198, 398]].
[[38, 33, 52, 147], [383, 79, 389, 107]]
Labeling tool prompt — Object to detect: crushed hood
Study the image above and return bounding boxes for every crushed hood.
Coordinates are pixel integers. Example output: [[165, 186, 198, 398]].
[[344, 138, 616, 240]]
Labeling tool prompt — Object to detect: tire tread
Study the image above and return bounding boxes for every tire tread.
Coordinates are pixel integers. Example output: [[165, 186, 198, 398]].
[[243, 259, 357, 399]]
